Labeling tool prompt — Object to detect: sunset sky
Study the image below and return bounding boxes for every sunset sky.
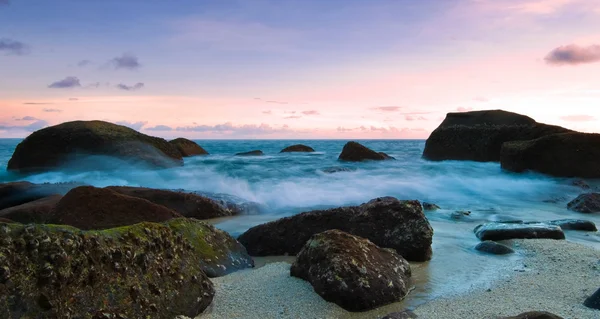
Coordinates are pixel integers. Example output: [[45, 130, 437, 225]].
[[1, 0, 599, 139]]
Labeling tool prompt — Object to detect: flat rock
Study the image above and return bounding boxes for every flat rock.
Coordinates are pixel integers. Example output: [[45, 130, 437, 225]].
[[567, 193, 600, 213], [0, 181, 80, 210], [338, 141, 394, 162], [239, 197, 433, 261], [235, 150, 264, 156], [169, 138, 208, 156], [548, 219, 597, 231], [475, 241, 514, 255], [474, 222, 565, 241], [500, 311, 564, 319], [280, 144, 315, 153], [290, 230, 411, 312], [0, 194, 62, 224]]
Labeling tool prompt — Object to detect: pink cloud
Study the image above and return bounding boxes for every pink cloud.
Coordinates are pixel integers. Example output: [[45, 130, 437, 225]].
[[545, 44, 600, 65], [456, 107, 473, 112], [560, 115, 596, 122]]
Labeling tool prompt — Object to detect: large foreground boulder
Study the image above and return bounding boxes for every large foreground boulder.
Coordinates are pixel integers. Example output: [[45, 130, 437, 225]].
[[169, 138, 208, 157], [423, 110, 570, 162], [106, 186, 234, 219], [338, 141, 394, 162], [239, 197, 433, 261], [0, 219, 216, 318], [0, 195, 62, 224], [291, 230, 411, 312], [567, 193, 600, 213], [475, 222, 565, 241], [7, 120, 183, 172], [280, 144, 315, 153], [0, 181, 79, 210], [501, 132, 600, 177]]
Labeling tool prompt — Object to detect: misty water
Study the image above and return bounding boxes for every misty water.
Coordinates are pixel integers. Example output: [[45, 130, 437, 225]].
[[2, 138, 599, 308]]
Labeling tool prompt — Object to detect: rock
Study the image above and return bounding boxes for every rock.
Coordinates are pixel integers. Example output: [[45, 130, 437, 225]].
[[381, 311, 418, 319], [0, 195, 62, 224], [0, 181, 80, 210], [475, 241, 514, 255], [500, 311, 564, 319], [422, 202, 440, 211], [169, 138, 208, 157], [338, 141, 394, 162], [474, 222, 565, 241], [451, 210, 471, 219], [567, 193, 600, 213], [501, 132, 600, 177], [548, 219, 597, 231], [321, 167, 356, 174], [0, 217, 14, 223], [235, 150, 264, 156], [584, 287, 600, 310], [0, 218, 218, 318], [423, 110, 570, 162], [7, 120, 183, 173], [290, 230, 411, 312], [280, 144, 315, 153], [105, 186, 233, 219], [571, 179, 591, 190], [239, 197, 433, 261], [52, 186, 183, 230]]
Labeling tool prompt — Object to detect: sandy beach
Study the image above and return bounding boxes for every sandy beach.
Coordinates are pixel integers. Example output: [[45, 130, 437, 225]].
[[195, 239, 600, 319]]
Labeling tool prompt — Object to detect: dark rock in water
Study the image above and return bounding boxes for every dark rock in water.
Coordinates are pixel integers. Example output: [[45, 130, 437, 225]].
[[548, 219, 597, 231], [321, 167, 356, 174], [501, 132, 600, 177], [500, 311, 564, 319], [0, 181, 80, 210], [169, 137, 208, 157], [571, 179, 591, 190], [423, 109, 570, 162], [280, 144, 315, 153], [235, 150, 264, 156], [239, 197, 433, 261], [0, 219, 217, 318], [567, 193, 600, 213], [381, 310, 418, 319], [7, 120, 183, 173], [106, 186, 233, 220], [338, 141, 394, 162], [290, 230, 411, 312], [451, 210, 471, 220], [422, 202, 440, 211], [584, 287, 600, 310], [52, 186, 182, 230], [475, 241, 514, 255], [0, 194, 62, 224], [474, 222, 565, 241]]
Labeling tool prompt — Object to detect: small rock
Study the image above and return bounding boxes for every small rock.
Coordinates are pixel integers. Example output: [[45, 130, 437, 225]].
[[280, 144, 315, 153], [422, 202, 440, 211], [567, 193, 600, 213], [235, 150, 264, 156], [548, 219, 597, 231], [321, 167, 356, 174], [499, 311, 564, 319], [475, 241, 514, 255], [451, 210, 471, 219], [584, 287, 600, 310], [474, 222, 565, 241], [338, 141, 394, 162]]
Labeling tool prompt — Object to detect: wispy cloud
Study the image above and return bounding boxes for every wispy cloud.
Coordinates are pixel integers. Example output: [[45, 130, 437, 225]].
[[284, 115, 302, 119], [48, 76, 81, 89], [372, 106, 403, 112], [262, 110, 272, 115], [545, 44, 600, 65], [15, 116, 38, 121], [560, 115, 596, 122], [69, 98, 79, 101], [23, 102, 54, 105], [116, 82, 144, 91], [77, 59, 92, 67], [43, 108, 62, 113], [267, 100, 288, 104], [405, 115, 428, 121], [456, 107, 473, 112], [109, 53, 141, 70], [116, 121, 147, 130], [301, 110, 320, 115], [0, 38, 30, 55], [176, 122, 291, 135], [473, 96, 489, 102], [146, 125, 173, 131], [0, 120, 48, 132]]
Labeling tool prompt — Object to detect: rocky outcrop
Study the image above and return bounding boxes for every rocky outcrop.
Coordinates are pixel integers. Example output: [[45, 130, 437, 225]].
[[7, 120, 183, 172], [0, 195, 62, 224], [338, 141, 394, 162], [0, 181, 79, 210], [52, 186, 182, 230], [280, 144, 315, 153], [548, 219, 597, 231], [474, 222, 565, 241], [501, 132, 600, 177], [169, 138, 209, 157], [106, 186, 234, 219], [239, 197, 433, 261], [475, 241, 514, 255], [423, 110, 570, 162], [500, 311, 564, 319], [584, 287, 600, 310], [290, 230, 411, 312], [567, 193, 600, 213], [0, 219, 216, 318], [235, 150, 264, 156]]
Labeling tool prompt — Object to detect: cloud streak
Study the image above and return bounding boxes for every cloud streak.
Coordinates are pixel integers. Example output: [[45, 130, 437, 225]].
[[48, 76, 81, 89], [116, 121, 147, 130], [0, 120, 48, 132], [372, 106, 403, 112], [560, 115, 596, 122], [109, 53, 141, 70], [0, 38, 29, 55], [116, 82, 144, 91], [545, 44, 600, 65], [176, 122, 291, 135], [146, 125, 173, 131], [301, 110, 320, 115]]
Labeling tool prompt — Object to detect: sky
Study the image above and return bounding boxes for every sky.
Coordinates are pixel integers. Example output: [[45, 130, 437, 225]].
[[1, 0, 599, 139]]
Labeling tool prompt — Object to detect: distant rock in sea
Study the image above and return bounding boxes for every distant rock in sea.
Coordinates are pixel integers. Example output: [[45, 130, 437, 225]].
[[338, 141, 394, 162], [280, 144, 315, 153], [235, 150, 264, 156], [169, 137, 209, 157]]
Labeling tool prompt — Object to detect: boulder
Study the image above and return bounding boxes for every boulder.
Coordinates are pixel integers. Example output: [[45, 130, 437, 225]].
[[474, 222, 565, 241], [105, 186, 233, 219], [548, 219, 597, 231], [51, 186, 182, 230], [7, 120, 183, 172], [423, 110, 570, 162], [567, 193, 600, 213], [501, 133, 600, 177], [422, 202, 440, 211], [474, 241, 514, 255], [169, 138, 208, 157], [584, 287, 600, 310], [0, 195, 62, 224], [239, 197, 433, 261], [235, 150, 264, 156], [280, 144, 315, 153], [0, 219, 216, 318], [338, 141, 394, 162], [500, 311, 564, 319], [0, 181, 79, 210], [290, 230, 411, 312]]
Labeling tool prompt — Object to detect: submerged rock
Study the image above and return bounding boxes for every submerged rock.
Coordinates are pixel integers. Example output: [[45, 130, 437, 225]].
[[235, 150, 264, 156], [423, 110, 570, 162], [500, 311, 564, 319], [474, 222, 565, 241], [584, 287, 600, 310], [321, 167, 357, 174], [290, 230, 411, 312], [567, 193, 600, 213], [169, 137, 208, 157], [106, 186, 233, 220], [0, 218, 218, 318], [280, 144, 315, 153], [501, 132, 600, 177], [475, 241, 514, 255], [548, 219, 597, 231], [422, 202, 440, 211], [451, 210, 471, 220], [338, 141, 394, 162], [0, 194, 62, 224], [7, 120, 183, 172], [239, 197, 433, 261]]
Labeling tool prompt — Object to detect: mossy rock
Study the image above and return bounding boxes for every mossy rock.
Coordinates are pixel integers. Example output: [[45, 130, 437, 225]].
[[7, 120, 183, 173], [169, 138, 208, 157]]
